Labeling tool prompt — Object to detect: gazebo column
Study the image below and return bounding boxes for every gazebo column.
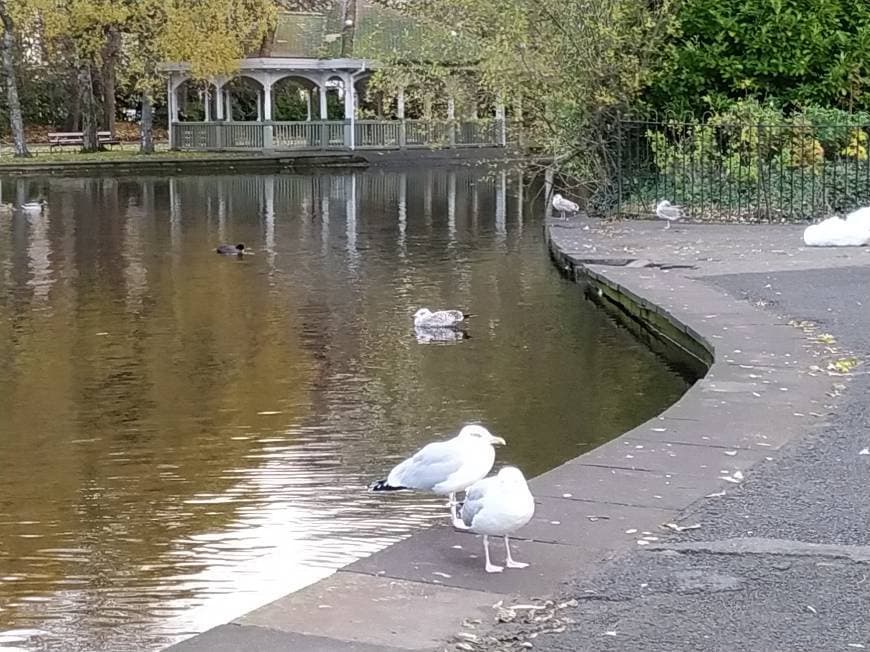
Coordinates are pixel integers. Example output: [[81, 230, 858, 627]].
[[305, 90, 312, 121], [495, 97, 506, 146], [224, 89, 233, 122], [262, 80, 273, 121], [256, 91, 262, 121], [215, 80, 225, 120], [397, 87, 406, 148], [343, 74, 355, 148], [319, 82, 328, 119], [447, 96, 456, 147], [203, 88, 211, 122]]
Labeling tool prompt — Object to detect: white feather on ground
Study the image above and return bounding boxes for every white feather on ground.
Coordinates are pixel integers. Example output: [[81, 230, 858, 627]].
[[803, 215, 870, 247], [846, 206, 870, 231], [413, 308, 468, 329], [460, 466, 535, 573], [655, 200, 684, 229], [371, 425, 506, 528], [552, 193, 579, 218]]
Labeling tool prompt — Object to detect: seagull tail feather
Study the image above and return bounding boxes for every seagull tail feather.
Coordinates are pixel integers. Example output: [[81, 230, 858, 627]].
[[370, 479, 407, 492]]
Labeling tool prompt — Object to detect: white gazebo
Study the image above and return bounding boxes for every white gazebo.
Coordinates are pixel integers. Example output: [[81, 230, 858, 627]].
[[162, 6, 513, 153]]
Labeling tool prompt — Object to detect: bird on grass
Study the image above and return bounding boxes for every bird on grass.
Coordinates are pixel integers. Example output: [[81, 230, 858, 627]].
[[460, 466, 535, 573], [216, 243, 246, 256], [655, 200, 684, 229], [371, 424, 506, 529], [413, 308, 471, 330], [552, 193, 579, 219]]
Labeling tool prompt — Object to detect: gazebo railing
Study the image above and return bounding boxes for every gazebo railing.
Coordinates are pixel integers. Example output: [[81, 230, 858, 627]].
[[171, 119, 515, 152]]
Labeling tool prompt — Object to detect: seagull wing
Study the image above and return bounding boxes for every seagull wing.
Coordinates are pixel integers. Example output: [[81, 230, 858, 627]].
[[387, 439, 466, 490]]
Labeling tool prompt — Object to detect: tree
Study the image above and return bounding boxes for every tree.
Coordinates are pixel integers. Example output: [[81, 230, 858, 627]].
[[368, 0, 672, 195], [0, 0, 30, 157], [648, 0, 870, 115]]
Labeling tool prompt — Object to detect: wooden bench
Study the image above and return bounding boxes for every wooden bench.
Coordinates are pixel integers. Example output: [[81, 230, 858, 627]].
[[48, 131, 121, 151]]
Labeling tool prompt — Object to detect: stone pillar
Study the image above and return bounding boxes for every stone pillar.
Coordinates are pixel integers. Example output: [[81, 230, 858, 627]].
[[224, 89, 232, 122], [203, 88, 211, 122], [256, 91, 262, 121], [167, 75, 177, 148], [305, 90, 312, 121]]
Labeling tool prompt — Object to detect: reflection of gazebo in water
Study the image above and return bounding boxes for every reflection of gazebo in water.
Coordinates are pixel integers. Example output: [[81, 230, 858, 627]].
[[163, 2, 514, 152]]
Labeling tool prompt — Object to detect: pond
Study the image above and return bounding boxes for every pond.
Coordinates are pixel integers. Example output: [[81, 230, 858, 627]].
[[0, 167, 689, 651]]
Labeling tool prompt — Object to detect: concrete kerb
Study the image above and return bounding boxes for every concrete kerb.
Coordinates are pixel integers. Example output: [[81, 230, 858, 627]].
[[167, 217, 840, 652]]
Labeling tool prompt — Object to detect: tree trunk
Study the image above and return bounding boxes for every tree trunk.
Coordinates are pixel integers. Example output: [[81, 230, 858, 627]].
[[101, 25, 120, 135], [0, 0, 30, 157], [258, 29, 275, 57], [78, 61, 100, 152], [340, 0, 357, 57], [139, 92, 154, 154]]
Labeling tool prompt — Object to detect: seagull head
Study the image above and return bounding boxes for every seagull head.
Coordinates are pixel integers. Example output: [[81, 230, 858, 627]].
[[458, 424, 506, 446], [413, 308, 432, 321], [656, 199, 671, 210], [497, 466, 527, 484]]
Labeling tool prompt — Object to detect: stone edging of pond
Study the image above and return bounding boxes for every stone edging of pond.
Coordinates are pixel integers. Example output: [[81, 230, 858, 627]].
[[167, 217, 837, 652], [0, 147, 529, 177]]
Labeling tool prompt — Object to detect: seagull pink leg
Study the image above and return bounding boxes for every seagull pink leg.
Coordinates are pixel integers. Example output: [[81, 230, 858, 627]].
[[504, 536, 529, 569], [484, 535, 503, 573]]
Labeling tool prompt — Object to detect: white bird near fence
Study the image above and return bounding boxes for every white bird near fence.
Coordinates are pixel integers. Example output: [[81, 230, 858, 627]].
[[552, 193, 579, 219], [846, 206, 870, 232], [655, 200, 684, 229], [803, 215, 870, 247]]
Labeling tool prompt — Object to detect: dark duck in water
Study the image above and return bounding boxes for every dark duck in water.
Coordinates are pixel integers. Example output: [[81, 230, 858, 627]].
[[216, 243, 245, 256]]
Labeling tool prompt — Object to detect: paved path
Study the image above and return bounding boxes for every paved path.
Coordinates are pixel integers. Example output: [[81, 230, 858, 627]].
[[168, 217, 869, 651], [473, 218, 870, 651]]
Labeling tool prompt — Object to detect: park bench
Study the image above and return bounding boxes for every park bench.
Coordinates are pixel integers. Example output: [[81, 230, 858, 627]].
[[48, 131, 121, 151]]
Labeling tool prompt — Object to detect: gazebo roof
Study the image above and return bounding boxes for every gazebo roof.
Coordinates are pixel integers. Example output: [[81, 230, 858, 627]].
[[268, 2, 475, 63]]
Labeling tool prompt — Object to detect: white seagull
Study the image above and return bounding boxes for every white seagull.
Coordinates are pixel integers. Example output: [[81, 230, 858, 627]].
[[803, 215, 870, 247], [552, 193, 579, 219], [19, 200, 46, 214], [371, 424, 506, 528], [460, 466, 535, 573], [413, 308, 470, 329], [655, 200, 684, 229]]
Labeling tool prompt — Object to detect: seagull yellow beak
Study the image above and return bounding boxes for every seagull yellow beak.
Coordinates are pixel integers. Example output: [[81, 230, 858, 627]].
[[490, 436, 506, 446]]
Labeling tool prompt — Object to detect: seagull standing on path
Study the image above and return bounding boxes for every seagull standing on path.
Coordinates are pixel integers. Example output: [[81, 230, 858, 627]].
[[460, 466, 535, 573], [552, 193, 579, 219], [655, 200, 684, 229], [371, 424, 506, 529], [413, 308, 470, 330]]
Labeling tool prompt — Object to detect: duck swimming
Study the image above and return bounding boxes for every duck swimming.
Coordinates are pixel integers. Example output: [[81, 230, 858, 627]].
[[216, 243, 245, 256], [20, 199, 46, 214]]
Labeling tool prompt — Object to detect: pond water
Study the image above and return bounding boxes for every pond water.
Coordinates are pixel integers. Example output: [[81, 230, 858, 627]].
[[0, 168, 689, 651]]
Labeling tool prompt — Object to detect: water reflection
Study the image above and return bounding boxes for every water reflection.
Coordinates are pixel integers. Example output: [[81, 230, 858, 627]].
[[0, 169, 688, 651]]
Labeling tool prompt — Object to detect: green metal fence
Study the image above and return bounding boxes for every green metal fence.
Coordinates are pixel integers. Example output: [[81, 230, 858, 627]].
[[615, 115, 870, 221]]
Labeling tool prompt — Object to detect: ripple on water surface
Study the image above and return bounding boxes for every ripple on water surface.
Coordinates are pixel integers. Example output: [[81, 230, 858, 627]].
[[0, 170, 689, 650]]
